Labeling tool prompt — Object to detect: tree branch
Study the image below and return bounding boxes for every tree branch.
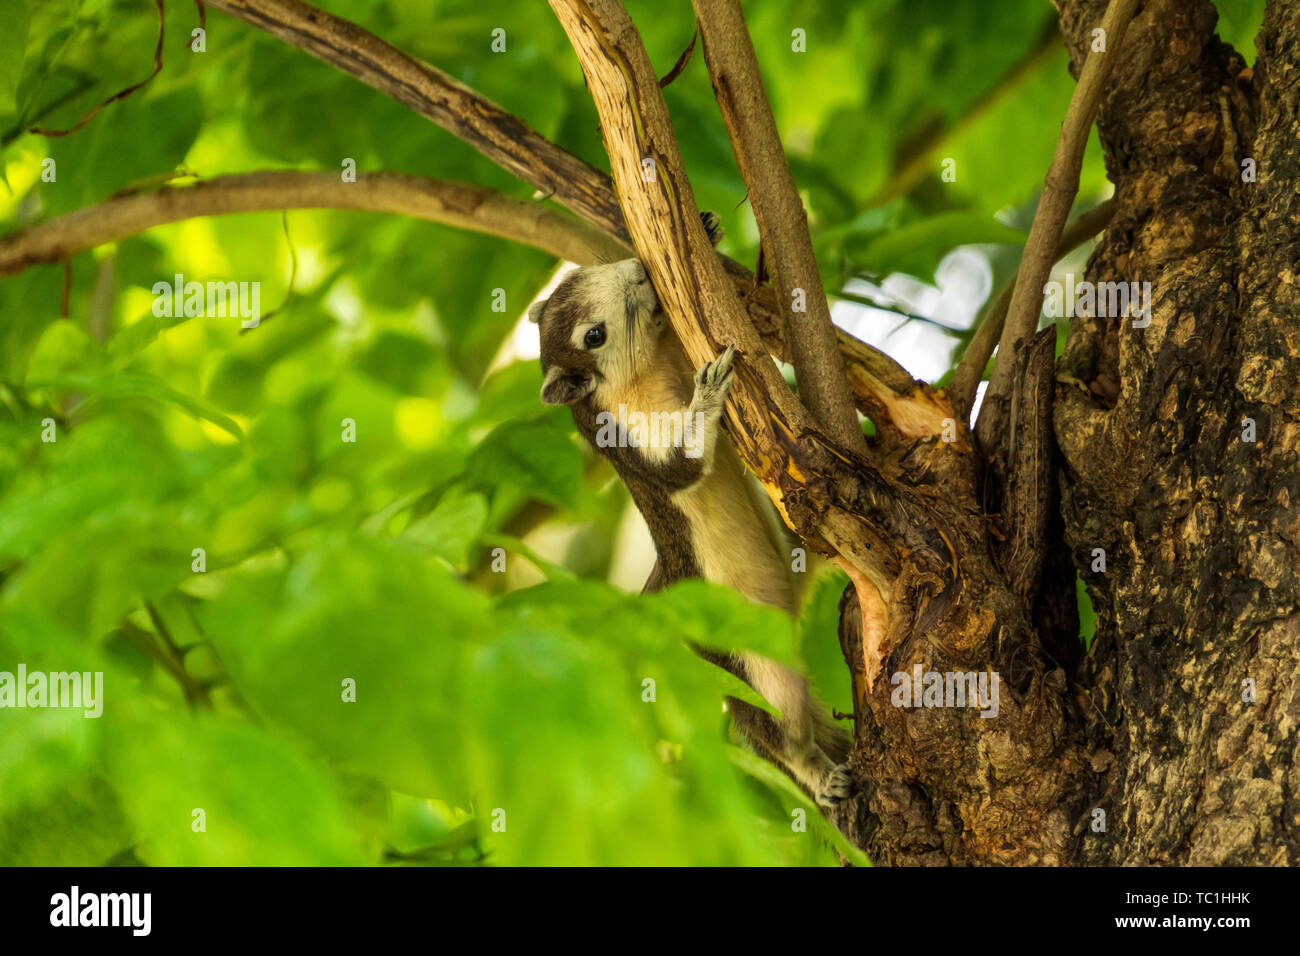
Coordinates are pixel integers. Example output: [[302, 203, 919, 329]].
[[976, 0, 1139, 442], [0, 171, 629, 278], [730, 258, 950, 437], [692, 0, 866, 455], [199, 0, 934, 438], [0, 168, 939, 444], [948, 197, 1116, 420], [546, 0, 929, 603], [202, 0, 626, 236]]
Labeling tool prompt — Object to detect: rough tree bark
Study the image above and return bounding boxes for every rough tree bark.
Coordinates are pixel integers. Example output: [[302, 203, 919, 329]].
[[1050, 0, 1300, 865], [835, 0, 1300, 866]]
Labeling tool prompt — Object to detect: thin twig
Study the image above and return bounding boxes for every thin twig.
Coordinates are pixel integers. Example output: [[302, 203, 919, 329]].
[[202, 0, 625, 237], [241, 210, 298, 332], [31, 0, 166, 137], [124, 609, 212, 709], [659, 30, 697, 88], [949, 198, 1116, 418], [831, 290, 959, 332], [0, 171, 629, 278], [978, 0, 1140, 439], [191, 1, 209, 51], [0, 76, 97, 149]]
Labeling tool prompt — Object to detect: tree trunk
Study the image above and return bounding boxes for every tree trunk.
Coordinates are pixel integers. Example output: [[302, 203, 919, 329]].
[[839, 0, 1300, 866], [1055, 0, 1300, 865]]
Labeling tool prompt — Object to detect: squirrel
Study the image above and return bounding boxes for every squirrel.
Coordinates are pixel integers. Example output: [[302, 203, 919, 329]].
[[529, 213, 852, 809]]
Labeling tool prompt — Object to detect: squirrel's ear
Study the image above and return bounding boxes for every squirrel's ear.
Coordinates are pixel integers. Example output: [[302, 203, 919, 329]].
[[527, 298, 548, 324], [541, 366, 593, 406]]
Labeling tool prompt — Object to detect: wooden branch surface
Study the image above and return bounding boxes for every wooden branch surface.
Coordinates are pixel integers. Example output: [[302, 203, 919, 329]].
[[0, 171, 629, 278], [978, 0, 1139, 440], [693, 0, 866, 454]]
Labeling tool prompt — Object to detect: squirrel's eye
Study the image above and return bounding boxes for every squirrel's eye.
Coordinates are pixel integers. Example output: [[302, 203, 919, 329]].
[[584, 325, 606, 348]]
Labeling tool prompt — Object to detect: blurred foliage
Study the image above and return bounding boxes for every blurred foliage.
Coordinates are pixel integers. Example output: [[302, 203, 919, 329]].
[[0, 0, 1264, 865]]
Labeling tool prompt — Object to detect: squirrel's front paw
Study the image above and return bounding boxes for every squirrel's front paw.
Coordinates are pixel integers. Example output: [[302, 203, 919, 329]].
[[700, 210, 725, 247], [815, 764, 853, 809], [693, 345, 737, 409]]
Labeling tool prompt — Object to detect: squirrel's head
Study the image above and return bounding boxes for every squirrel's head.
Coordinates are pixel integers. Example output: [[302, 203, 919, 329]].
[[531, 259, 663, 407]]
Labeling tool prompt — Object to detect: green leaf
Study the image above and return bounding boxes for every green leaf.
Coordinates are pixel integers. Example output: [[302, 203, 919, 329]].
[[0, 0, 29, 114], [483, 532, 576, 583], [107, 712, 369, 866], [105, 310, 192, 367], [727, 747, 871, 867], [798, 569, 854, 718], [468, 416, 583, 510], [198, 532, 491, 802], [27, 372, 244, 440], [403, 487, 488, 570], [642, 579, 802, 668], [25, 318, 103, 382], [0, 607, 136, 866], [1077, 572, 1097, 650], [45, 86, 202, 214]]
